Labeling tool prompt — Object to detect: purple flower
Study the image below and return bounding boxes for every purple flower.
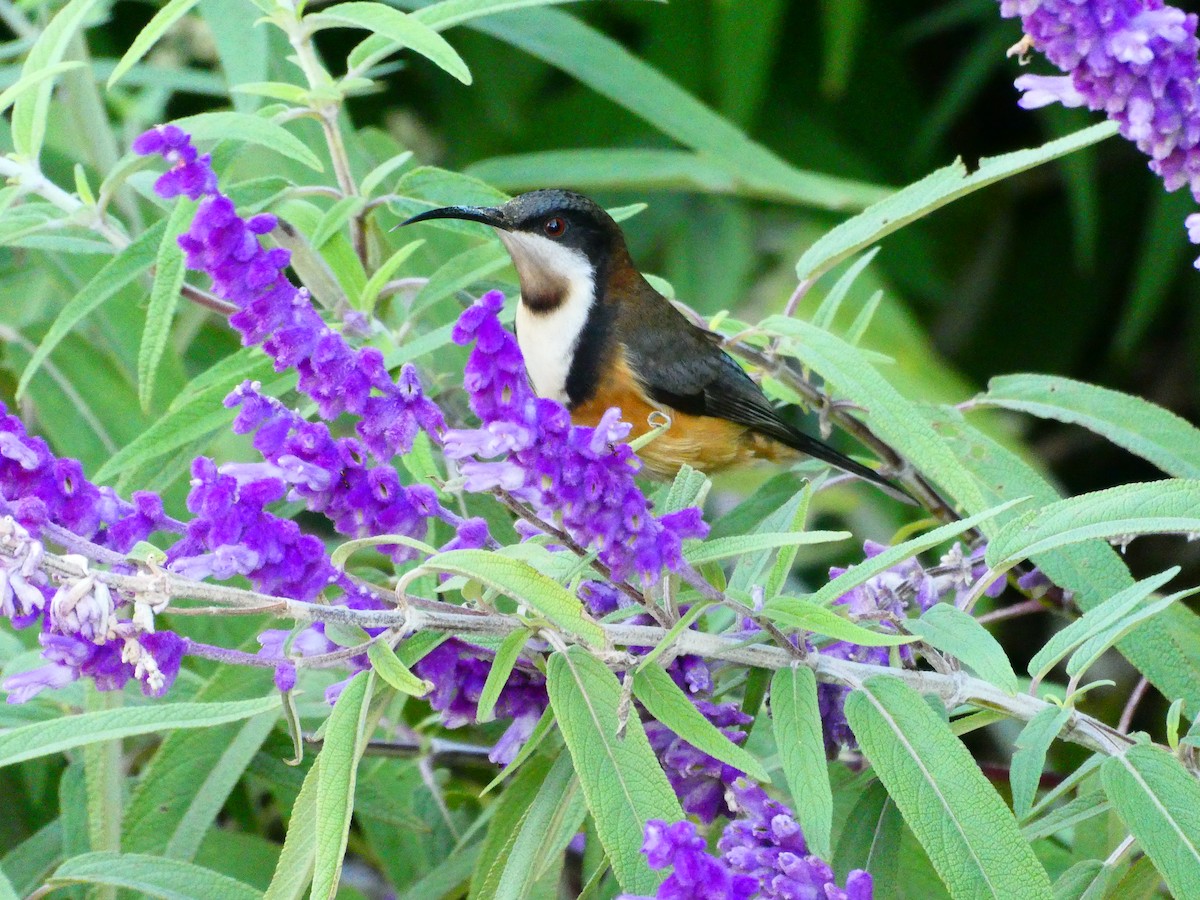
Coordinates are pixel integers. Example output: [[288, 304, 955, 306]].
[[719, 781, 873, 900], [447, 292, 708, 584], [135, 126, 444, 460], [999, 0, 1200, 262], [647, 700, 751, 823], [618, 819, 758, 900], [413, 638, 549, 764]]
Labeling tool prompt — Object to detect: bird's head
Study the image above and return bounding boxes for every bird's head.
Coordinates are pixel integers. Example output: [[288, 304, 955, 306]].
[[402, 189, 630, 312]]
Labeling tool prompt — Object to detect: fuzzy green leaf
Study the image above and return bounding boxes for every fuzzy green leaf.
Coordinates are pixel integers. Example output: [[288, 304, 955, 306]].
[[138, 198, 195, 412], [46, 852, 262, 900], [367, 641, 433, 697], [262, 757, 319, 900], [476, 628, 531, 723], [633, 663, 768, 781], [421, 550, 605, 647], [909, 603, 1018, 693], [794, 122, 1117, 284], [977, 374, 1200, 479], [310, 2, 471, 84], [764, 598, 917, 646], [108, 0, 203, 88], [1102, 744, 1200, 899], [173, 112, 323, 171], [547, 647, 683, 894], [1010, 705, 1071, 820], [845, 676, 1053, 899], [986, 481, 1200, 567], [0, 696, 280, 768], [769, 667, 833, 859], [685, 530, 848, 565]]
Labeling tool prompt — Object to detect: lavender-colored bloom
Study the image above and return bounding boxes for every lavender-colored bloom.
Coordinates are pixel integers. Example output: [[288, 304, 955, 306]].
[[646, 700, 752, 823], [618, 819, 758, 900], [447, 291, 708, 583], [0, 404, 174, 550], [719, 781, 873, 900], [413, 638, 548, 764], [998, 1, 1200, 261], [135, 126, 444, 459], [816, 541, 1004, 753]]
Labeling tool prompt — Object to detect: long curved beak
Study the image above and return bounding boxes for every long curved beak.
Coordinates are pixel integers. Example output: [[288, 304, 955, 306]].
[[400, 205, 508, 229]]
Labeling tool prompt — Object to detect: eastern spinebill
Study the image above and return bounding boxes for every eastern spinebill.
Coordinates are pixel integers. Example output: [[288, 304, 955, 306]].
[[403, 189, 911, 504]]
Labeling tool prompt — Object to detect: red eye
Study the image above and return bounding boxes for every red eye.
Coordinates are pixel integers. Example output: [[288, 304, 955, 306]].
[[543, 216, 567, 238]]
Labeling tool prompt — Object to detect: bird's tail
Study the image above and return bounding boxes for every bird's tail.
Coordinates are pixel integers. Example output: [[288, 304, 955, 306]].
[[782, 430, 917, 506]]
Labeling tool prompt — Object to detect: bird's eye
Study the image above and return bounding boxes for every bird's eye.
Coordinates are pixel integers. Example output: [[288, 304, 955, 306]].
[[543, 216, 567, 238]]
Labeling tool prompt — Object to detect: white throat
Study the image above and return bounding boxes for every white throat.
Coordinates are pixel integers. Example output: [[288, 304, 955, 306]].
[[497, 230, 597, 404]]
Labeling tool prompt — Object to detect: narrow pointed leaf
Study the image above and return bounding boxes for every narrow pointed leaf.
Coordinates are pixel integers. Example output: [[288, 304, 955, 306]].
[[262, 757, 319, 900], [685, 530, 849, 565], [845, 676, 1053, 899], [547, 647, 683, 894], [977, 374, 1200, 479], [138, 198, 195, 411], [173, 112, 323, 171], [46, 852, 262, 900], [108, 0, 203, 88], [769, 667, 833, 859], [764, 598, 917, 646], [1011, 705, 1071, 820], [367, 641, 433, 697], [633, 663, 768, 781], [310, 2, 471, 84], [421, 550, 605, 647], [813, 248, 879, 329], [1102, 744, 1200, 899], [986, 481, 1200, 567], [909, 603, 1018, 693], [18, 221, 164, 400], [0, 696, 280, 768], [476, 628, 531, 722], [794, 122, 1116, 283], [312, 670, 374, 900]]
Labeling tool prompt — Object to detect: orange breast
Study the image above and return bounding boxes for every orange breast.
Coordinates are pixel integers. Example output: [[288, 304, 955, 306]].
[[568, 350, 796, 479]]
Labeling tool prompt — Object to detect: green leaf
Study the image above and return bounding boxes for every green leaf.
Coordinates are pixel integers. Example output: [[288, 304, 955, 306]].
[[10, 0, 101, 159], [139, 198, 195, 411], [492, 751, 588, 900], [0, 696, 280, 768], [95, 372, 294, 484], [662, 464, 710, 514], [476, 628, 531, 723], [908, 603, 1019, 693], [769, 667, 833, 859], [546, 647, 683, 894], [231, 81, 310, 104], [1065, 586, 1196, 684], [360, 151, 413, 197], [685, 530, 848, 565], [0, 60, 83, 116], [1052, 860, 1112, 900], [367, 641, 432, 697], [793, 122, 1117, 284], [472, 750, 556, 897], [428, 4, 887, 211], [1021, 789, 1109, 839], [812, 248, 879, 330], [845, 676, 1053, 899], [312, 670, 375, 900], [0, 867, 16, 900], [46, 852, 262, 899], [310, 196, 367, 250], [764, 598, 917, 646], [123, 667, 277, 862], [172, 112, 323, 171], [310, 2, 471, 84], [1028, 567, 1180, 686], [411, 0, 602, 31], [17, 221, 164, 400], [977, 374, 1200, 479], [0, 819, 63, 896], [420, 550, 605, 647], [359, 238, 424, 312], [1010, 705, 1071, 820], [729, 485, 810, 593], [1102, 743, 1200, 899], [633, 663, 768, 781], [108, 0, 203, 88], [263, 756, 319, 900], [985, 481, 1200, 566]]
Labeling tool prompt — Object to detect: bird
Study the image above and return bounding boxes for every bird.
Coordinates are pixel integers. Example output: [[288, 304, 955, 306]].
[[403, 189, 912, 504]]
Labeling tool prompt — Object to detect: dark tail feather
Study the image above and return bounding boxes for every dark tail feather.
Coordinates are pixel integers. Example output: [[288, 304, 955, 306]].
[[783, 431, 917, 506]]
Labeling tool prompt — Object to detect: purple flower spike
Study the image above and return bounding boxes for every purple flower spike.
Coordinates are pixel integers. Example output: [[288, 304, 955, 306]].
[[446, 292, 708, 584], [617, 819, 758, 900], [134, 126, 443, 461], [999, 0, 1200, 262]]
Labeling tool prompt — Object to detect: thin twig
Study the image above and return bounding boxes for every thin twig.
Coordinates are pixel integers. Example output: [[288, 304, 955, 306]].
[[1118, 676, 1151, 734]]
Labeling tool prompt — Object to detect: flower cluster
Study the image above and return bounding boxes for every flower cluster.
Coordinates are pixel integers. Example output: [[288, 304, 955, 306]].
[[719, 781, 874, 900], [619, 819, 758, 900], [1, 403, 174, 551], [225, 383, 445, 560], [134, 126, 444, 460], [445, 291, 708, 583], [999, 0, 1200, 262], [817, 541, 1005, 752]]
